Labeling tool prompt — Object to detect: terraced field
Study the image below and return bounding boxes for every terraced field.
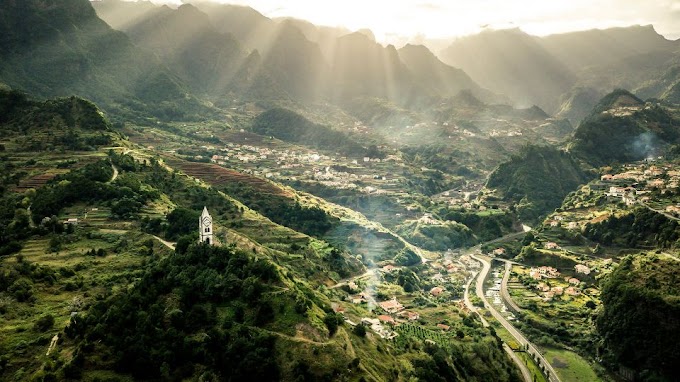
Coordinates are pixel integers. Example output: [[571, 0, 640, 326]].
[[163, 155, 293, 198]]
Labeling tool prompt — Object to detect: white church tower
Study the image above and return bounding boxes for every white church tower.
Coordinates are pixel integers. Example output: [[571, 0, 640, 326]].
[[199, 206, 213, 245]]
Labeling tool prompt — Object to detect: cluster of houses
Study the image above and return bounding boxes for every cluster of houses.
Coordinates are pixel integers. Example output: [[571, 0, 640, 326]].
[[349, 297, 422, 340], [529, 266, 560, 280], [339, 250, 477, 340], [545, 215, 580, 231], [527, 265, 590, 301], [534, 281, 582, 301], [600, 162, 680, 206], [202, 142, 408, 195]]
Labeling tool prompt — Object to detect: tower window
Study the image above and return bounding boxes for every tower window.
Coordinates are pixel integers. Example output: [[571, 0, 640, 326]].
[[205, 228, 210, 233]]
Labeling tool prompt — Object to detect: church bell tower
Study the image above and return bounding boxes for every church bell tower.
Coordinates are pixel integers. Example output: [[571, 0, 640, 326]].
[[199, 206, 213, 245]]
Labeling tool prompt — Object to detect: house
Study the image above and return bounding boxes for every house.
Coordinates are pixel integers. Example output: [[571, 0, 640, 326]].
[[398, 311, 420, 321], [437, 323, 450, 331], [551, 286, 564, 296], [432, 273, 445, 283], [529, 269, 542, 280], [546, 220, 559, 227], [382, 264, 398, 273], [492, 248, 506, 256], [566, 287, 581, 296], [567, 222, 578, 230], [348, 281, 359, 291], [666, 205, 680, 215], [378, 315, 395, 324], [64, 218, 78, 225], [600, 174, 614, 181], [361, 318, 380, 327], [379, 298, 404, 313], [544, 242, 560, 250], [430, 287, 445, 297], [537, 266, 560, 278], [568, 277, 581, 286], [575, 264, 591, 275], [536, 282, 550, 292]]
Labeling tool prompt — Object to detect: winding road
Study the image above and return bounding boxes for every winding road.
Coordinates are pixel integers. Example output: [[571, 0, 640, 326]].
[[499, 259, 523, 314], [462, 265, 532, 382], [470, 253, 561, 382]]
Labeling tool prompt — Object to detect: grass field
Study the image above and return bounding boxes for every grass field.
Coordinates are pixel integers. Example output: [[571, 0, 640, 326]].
[[544, 347, 603, 382]]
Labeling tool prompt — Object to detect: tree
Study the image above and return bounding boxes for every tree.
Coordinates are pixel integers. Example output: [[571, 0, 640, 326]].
[[353, 324, 367, 337], [324, 312, 342, 336], [34, 314, 55, 332]]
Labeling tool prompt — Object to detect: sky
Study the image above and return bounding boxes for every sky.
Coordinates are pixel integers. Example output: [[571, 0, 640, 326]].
[[165, 0, 680, 44]]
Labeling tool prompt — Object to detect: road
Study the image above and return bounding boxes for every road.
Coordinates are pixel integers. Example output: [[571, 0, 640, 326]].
[[108, 161, 119, 183], [499, 260, 523, 314], [153, 235, 176, 250], [463, 266, 532, 381], [329, 269, 376, 289], [471, 253, 561, 382], [639, 201, 680, 222]]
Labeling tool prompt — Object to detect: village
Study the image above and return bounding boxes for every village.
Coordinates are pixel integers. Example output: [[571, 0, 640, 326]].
[[327, 250, 481, 342]]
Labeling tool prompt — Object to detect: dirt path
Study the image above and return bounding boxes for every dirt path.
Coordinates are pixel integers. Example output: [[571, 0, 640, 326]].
[[153, 235, 176, 250]]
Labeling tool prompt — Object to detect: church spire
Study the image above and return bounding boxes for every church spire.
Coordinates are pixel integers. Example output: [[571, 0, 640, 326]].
[[198, 206, 213, 245]]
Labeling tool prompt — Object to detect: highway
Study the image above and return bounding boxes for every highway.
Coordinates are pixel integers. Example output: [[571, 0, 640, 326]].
[[470, 253, 561, 382], [499, 260, 523, 314], [463, 267, 532, 382]]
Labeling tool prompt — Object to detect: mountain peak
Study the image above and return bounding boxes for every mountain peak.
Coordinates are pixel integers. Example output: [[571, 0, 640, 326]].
[[592, 89, 644, 114]]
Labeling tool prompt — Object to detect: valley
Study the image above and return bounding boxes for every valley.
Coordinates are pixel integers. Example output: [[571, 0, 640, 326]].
[[0, 1, 679, 381]]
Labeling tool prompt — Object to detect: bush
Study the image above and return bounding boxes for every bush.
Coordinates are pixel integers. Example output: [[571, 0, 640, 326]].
[[353, 324, 366, 337], [34, 314, 55, 332]]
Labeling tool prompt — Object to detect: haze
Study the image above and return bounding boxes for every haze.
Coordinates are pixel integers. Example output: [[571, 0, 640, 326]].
[[152, 0, 680, 44]]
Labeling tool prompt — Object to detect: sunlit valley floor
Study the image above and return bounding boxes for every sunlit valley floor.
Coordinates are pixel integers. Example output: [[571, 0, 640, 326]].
[[1, 1, 679, 381]]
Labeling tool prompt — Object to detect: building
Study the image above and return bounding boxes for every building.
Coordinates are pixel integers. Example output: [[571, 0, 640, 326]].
[[378, 315, 395, 324], [544, 242, 560, 250], [430, 287, 445, 297], [199, 206, 213, 245], [575, 264, 591, 275], [378, 298, 404, 313], [398, 311, 420, 321]]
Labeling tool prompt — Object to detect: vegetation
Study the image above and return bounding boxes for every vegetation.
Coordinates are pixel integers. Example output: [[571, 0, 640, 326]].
[[583, 208, 680, 249], [597, 253, 680, 381], [222, 180, 337, 238], [252, 108, 368, 156], [486, 145, 592, 223], [63, 243, 282, 380], [570, 89, 680, 166]]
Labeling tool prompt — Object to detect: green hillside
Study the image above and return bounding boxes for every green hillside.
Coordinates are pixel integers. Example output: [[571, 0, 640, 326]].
[[597, 253, 680, 381], [569, 89, 680, 165], [0, 0, 213, 121], [485, 145, 592, 222], [252, 108, 367, 155]]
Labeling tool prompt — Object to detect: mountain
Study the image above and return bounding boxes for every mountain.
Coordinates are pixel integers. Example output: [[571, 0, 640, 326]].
[[0, 0, 212, 121], [598, 253, 680, 381], [255, 21, 329, 100], [115, 4, 249, 96], [440, 28, 576, 113], [484, 145, 592, 222], [0, 88, 113, 152], [635, 55, 680, 104], [556, 87, 604, 125], [193, 2, 275, 53], [569, 89, 680, 165], [88, 0, 159, 31], [539, 25, 679, 72], [330, 32, 415, 102], [397, 44, 496, 103]]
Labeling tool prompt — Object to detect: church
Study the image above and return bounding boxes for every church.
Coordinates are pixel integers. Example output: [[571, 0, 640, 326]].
[[198, 206, 213, 245]]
